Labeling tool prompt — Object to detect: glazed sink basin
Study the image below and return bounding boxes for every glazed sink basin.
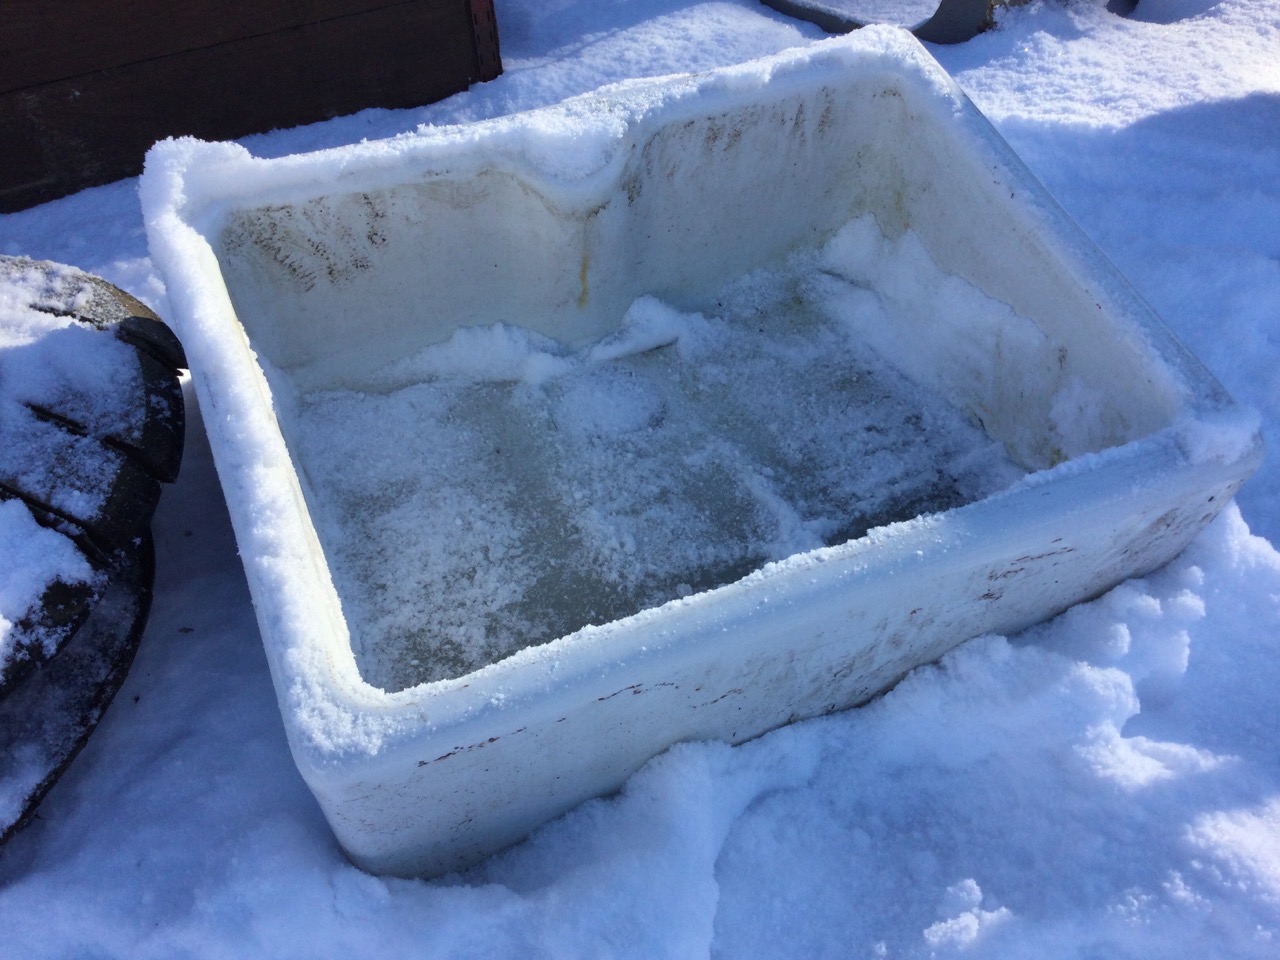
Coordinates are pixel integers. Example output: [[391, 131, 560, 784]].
[[141, 28, 1261, 877]]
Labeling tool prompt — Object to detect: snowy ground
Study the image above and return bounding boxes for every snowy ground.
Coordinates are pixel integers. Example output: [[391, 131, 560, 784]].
[[1, 1, 1278, 956]]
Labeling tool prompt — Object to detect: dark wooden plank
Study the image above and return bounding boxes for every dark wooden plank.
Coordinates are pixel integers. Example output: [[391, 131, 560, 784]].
[[1, 0, 434, 93], [468, 0, 503, 82], [0, 1, 501, 212]]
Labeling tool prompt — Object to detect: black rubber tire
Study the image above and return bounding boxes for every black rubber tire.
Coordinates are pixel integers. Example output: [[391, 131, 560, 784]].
[[0, 256, 185, 843]]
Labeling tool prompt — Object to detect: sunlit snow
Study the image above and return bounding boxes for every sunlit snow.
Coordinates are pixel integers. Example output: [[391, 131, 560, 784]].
[[0, 1, 1277, 957]]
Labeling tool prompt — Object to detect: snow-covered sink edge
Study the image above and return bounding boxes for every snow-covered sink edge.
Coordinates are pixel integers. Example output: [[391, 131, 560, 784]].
[[140, 27, 1261, 876]]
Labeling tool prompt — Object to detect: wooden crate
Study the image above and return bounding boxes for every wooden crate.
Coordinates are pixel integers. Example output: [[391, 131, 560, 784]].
[[0, 0, 502, 212]]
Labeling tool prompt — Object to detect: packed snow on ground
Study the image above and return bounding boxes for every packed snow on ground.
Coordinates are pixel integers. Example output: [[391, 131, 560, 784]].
[[0, 1, 1277, 957]]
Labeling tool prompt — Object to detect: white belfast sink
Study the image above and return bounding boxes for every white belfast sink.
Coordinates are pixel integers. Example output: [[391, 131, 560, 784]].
[[141, 28, 1261, 877]]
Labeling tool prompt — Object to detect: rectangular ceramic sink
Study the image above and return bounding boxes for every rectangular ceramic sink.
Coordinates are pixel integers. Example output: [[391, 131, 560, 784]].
[[141, 28, 1261, 877]]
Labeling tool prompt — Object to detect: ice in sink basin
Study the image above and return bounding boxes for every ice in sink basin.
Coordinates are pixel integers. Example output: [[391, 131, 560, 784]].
[[297, 228, 1024, 691], [142, 29, 1260, 876]]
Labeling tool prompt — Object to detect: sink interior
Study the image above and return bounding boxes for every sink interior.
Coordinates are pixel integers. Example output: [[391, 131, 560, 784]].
[[288, 230, 1025, 690]]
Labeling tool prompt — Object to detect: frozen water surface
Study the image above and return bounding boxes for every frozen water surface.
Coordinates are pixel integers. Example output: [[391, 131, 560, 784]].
[[293, 246, 1023, 691]]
